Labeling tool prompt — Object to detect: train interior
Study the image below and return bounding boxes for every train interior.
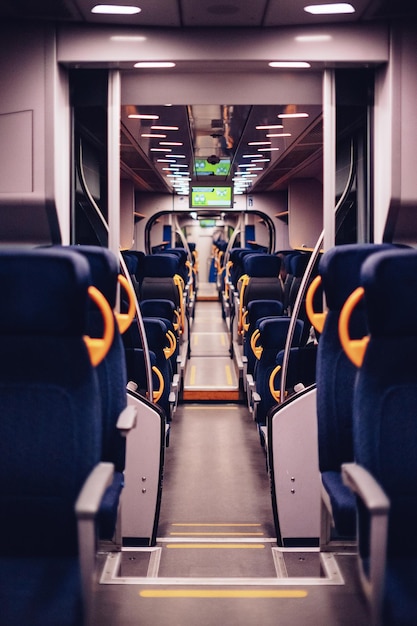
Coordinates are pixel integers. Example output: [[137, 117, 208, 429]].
[[1, 1, 417, 625]]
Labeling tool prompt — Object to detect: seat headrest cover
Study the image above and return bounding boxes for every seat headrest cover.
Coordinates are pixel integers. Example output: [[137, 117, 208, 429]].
[[143, 253, 179, 277], [361, 248, 417, 337], [247, 299, 284, 322], [68, 245, 119, 307], [319, 243, 395, 311], [0, 248, 91, 335], [243, 253, 281, 277], [140, 299, 175, 319]]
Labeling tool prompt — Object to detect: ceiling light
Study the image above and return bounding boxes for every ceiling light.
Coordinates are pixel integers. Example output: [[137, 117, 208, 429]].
[[260, 147, 280, 151], [151, 125, 179, 131], [92, 5, 141, 15], [134, 62, 176, 68], [151, 148, 171, 152], [304, 3, 355, 15], [243, 154, 261, 158], [256, 125, 283, 130], [248, 141, 271, 146], [160, 141, 183, 146], [129, 114, 159, 120], [269, 62, 311, 68], [278, 113, 309, 118], [266, 133, 292, 137], [141, 133, 166, 138]]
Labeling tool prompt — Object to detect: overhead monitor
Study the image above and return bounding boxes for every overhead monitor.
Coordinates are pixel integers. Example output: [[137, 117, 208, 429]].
[[194, 158, 231, 177], [190, 185, 233, 208]]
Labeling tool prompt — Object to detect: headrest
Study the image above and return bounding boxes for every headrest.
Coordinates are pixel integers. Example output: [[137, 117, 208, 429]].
[[143, 253, 179, 277], [247, 299, 284, 323], [361, 248, 417, 337], [291, 253, 310, 277], [0, 248, 91, 335], [229, 248, 252, 263], [140, 299, 175, 320], [319, 243, 396, 311], [122, 250, 145, 281], [165, 248, 188, 263], [243, 253, 281, 278], [143, 318, 170, 350], [68, 245, 119, 307], [258, 317, 294, 348]]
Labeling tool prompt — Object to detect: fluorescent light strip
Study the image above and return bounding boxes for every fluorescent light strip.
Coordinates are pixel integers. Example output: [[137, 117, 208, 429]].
[[92, 5, 141, 14], [134, 62, 176, 68], [266, 133, 292, 137], [160, 141, 183, 146], [278, 113, 309, 118], [129, 114, 159, 120], [248, 141, 271, 146], [269, 62, 311, 68], [256, 125, 283, 130], [260, 147, 279, 151], [304, 3, 355, 14], [152, 125, 179, 131], [141, 134, 166, 138], [151, 148, 171, 152]]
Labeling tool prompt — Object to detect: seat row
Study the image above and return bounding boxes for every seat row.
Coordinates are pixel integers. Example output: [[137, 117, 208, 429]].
[[305, 243, 417, 625], [0, 245, 140, 626]]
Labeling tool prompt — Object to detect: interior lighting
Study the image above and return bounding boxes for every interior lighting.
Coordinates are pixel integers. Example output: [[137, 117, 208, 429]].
[[256, 125, 283, 130], [151, 148, 171, 152], [266, 133, 292, 137], [129, 114, 159, 120], [269, 62, 311, 68], [151, 125, 179, 131], [160, 141, 183, 146], [134, 62, 176, 68], [248, 141, 271, 146], [92, 5, 141, 14], [141, 134, 166, 138], [260, 147, 280, 151], [304, 3, 355, 14], [278, 113, 309, 118], [243, 154, 261, 158]]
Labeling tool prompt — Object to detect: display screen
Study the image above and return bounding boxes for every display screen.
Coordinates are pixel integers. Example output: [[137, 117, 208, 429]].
[[194, 158, 231, 176], [190, 186, 233, 208]]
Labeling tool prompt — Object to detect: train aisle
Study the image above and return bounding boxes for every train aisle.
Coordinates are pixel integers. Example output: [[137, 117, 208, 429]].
[[94, 285, 369, 625]]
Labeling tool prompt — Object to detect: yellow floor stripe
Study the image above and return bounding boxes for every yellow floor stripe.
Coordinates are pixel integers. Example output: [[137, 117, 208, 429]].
[[189, 365, 196, 385], [220, 333, 226, 345], [166, 543, 265, 550], [169, 531, 263, 537], [225, 364, 232, 385], [140, 589, 308, 599]]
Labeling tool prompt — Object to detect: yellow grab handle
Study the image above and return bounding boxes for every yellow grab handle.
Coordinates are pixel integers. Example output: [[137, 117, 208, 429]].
[[173, 309, 181, 333], [338, 286, 369, 367], [305, 275, 326, 333], [238, 274, 249, 334], [151, 365, 164, 403], [173, 274, 185, 333], [163, 330, 176, 359], [250, 329, 263, 360], [83, 285, 115, 366], [115, 274, 136, 335], [242, 309, 249, 333], [269, 364, 282, 403]]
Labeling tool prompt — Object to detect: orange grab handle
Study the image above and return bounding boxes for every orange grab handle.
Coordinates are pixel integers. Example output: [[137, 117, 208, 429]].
[[115, 274, 136, 335], [83, 285, 115, 366], [338, 286, 369, 367], [269, 364, 282, 403], [151, 365, 164, 403], [305, 275, 327, 334], [250, 329, 263, 360]]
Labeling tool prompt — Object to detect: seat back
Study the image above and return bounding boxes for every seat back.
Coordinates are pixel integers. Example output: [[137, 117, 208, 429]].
[[0, 248, 107, 625]]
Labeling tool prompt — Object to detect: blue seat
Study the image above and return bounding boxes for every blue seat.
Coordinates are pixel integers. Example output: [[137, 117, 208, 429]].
[[306, 243, 396, 548], [340, 247, 417, 626], [243, 299, 284, 380], [251, 316, 303, 432], [0, 248, 114, 626], [67, 245, 136, 543]]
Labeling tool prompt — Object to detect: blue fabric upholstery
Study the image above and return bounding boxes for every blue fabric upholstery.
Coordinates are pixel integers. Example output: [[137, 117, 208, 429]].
[[352, 248, 417, 624], [244, 299, 284, 376], [253, 317, 303, 426], [67, 246, 128, 540], [0, 248, 103, 625], [241, 253, 284, 306], [316, 244, 397, 540]]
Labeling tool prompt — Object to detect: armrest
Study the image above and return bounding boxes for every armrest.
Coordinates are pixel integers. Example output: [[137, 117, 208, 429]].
[[116, 405, 137, 436], [342, 462, 390, 626], [75, 461, 114, 624], [342, 463, 390, 514]]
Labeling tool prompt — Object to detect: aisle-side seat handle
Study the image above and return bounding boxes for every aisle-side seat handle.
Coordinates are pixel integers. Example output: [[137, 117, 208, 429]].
[[338, 286, 369, 367]]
